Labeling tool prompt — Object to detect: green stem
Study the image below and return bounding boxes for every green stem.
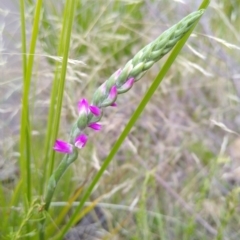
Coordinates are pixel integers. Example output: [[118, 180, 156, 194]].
[[39, 151, 78, 240], [19, 0, 27, 206], [19, 0, 42, 205], [55, 2, 209, 239], [44, 151, 78, 211]]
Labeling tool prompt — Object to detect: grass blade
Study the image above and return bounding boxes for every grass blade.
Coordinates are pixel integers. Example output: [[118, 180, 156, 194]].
[[40, 0, 71, 194], [39, 0, 77, 238], [46, 0, 77, 182], [19, 0, 42, 204]]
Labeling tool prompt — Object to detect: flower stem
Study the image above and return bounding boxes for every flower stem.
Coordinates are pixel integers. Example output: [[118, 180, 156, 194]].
[[39, 151, 78, 240], [44, 151, 78, 211]]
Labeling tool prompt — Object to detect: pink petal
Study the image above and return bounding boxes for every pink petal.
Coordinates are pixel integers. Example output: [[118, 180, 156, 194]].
[[117, 77, 135, 94], [111, 102, 117, 107], [78, 98, 89, 115], [75, 134, 88, 149], [53, 139, 73, 154], [124, 77, 134, 89], [88, 122, 102, 131], [109, 85, 117, 100], [89, 105, 101, 116], [100, 83, 106, 94], [115, 68, 122, 78]]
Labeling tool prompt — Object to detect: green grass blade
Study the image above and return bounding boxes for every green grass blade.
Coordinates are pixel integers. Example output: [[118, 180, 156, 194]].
[[55, 1, 209, 238], [19, 0, 42, 204], [19, 0, 28, 209], [0, 182, 7, 235], [20, 0, 27, 77], [41, 0, 70, 195], [39, 0, 77, 239], [19, 0, 27, 207], [46, 0, 77, 181], [2, 180, 23, 233], [136, 173, 150, 240]]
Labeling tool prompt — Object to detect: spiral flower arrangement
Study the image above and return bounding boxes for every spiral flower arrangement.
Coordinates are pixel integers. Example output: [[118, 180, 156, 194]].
[[44, 9, 204, 211]]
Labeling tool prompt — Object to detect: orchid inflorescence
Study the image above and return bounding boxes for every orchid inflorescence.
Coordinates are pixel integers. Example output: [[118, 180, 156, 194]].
[[44, 9, 204, 212], [53, 68, 135, 154], [52, 10, 204, 155], [53, 98, 102, 154]]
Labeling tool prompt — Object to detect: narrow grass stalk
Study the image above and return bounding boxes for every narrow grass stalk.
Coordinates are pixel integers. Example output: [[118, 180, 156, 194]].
[[39, 0, 77, 238], [0, 183, 7, 235], [11, 200, 38, 240], [19, 0, 42, 204], [136, 173, 151, 239], [7, 180, 23, 230], [46, 186, 84, 236], [47, 0, 77, 181], [55, 1, 209, 238], [20, 0, 27, 76], [19, 0, 27, 207], [41, 0, 70, 194]]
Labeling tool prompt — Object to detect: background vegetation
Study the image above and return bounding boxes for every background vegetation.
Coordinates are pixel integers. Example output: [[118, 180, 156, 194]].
[[0, 0, 239, 239]]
